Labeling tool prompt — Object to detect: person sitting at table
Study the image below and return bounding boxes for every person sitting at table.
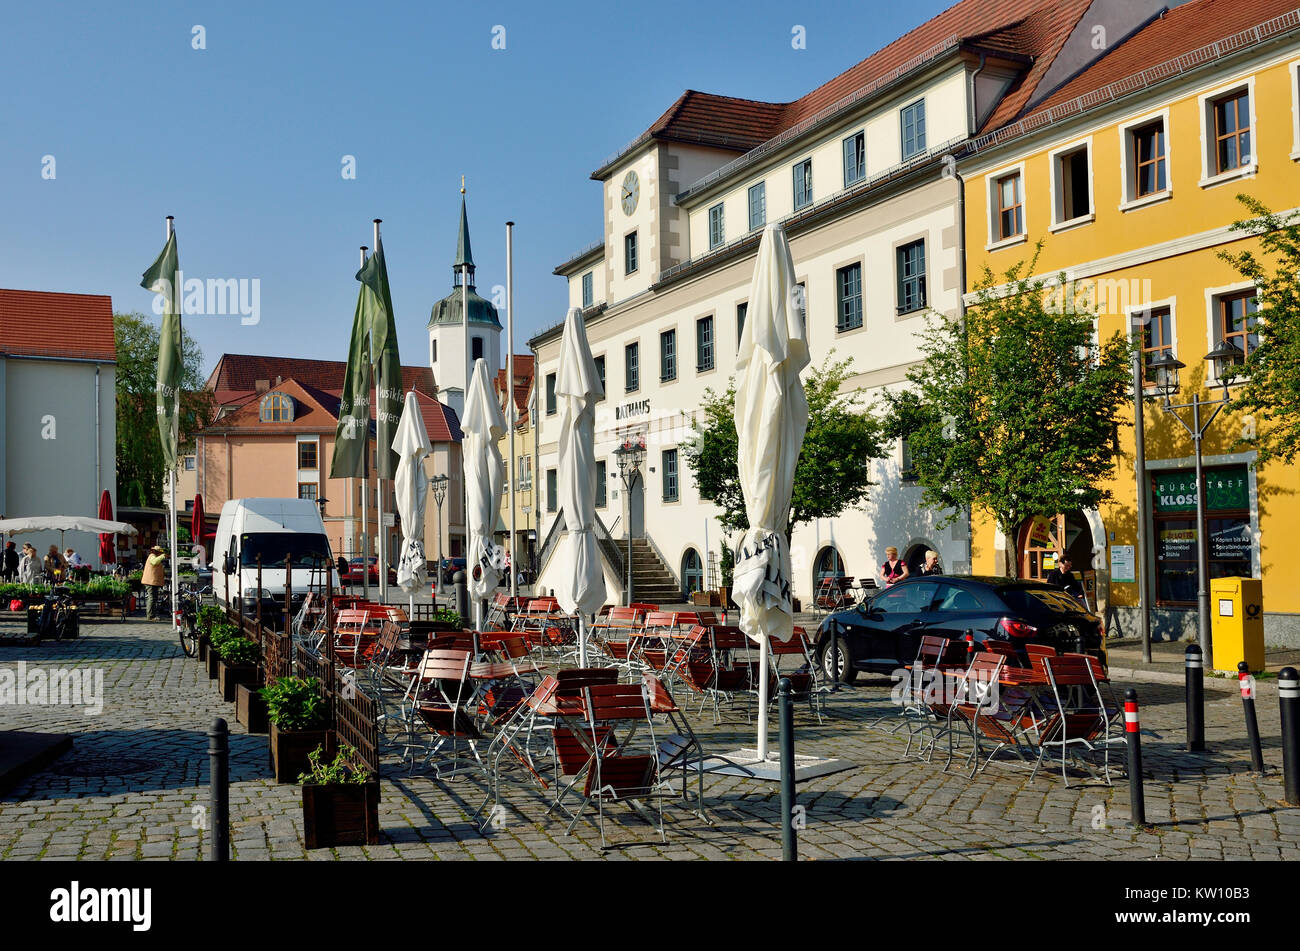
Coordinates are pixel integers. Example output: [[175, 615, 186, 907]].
[[879, 547, 909, 587], [1045, 555, 1085, 602], [917, 550, 943, 576], [44, 545, 66, 583]]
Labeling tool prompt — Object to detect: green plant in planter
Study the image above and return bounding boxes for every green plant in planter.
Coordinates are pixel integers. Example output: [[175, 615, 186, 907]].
[[220, 637, 260, 666], [432, 608, 462, 626], [197, 604, 224, 637], [0, 583, 47, 602], [261, 676, 328, 731], [208, 621, 241, 657], [298, 743, 369, 785], [66, 578, 130, 600]]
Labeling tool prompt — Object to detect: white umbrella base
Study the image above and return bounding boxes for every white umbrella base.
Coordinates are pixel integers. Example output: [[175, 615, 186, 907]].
[[700, 749, 852, 782]]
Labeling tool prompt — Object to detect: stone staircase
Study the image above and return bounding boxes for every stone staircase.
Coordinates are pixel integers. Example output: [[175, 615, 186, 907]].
[[625, 538, 680, 605]]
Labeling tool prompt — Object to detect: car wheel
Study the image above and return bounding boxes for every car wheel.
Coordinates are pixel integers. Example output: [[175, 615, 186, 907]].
[[820, 635, 857, 684]]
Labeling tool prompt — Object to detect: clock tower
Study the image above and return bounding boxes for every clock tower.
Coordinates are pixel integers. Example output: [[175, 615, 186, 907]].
[[427, 192, 502, 418]]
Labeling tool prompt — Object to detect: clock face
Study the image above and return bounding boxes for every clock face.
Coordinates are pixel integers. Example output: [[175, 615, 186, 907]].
[[621, 170, 640, 215]]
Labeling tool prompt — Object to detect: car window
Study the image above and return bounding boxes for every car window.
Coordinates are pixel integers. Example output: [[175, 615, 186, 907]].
[[933, 582, 988, 612], [999, 586, 1083, 614], [874, 581, 939, 614]]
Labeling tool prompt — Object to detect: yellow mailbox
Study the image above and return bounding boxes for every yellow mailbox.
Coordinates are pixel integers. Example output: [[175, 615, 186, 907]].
[[1211, 577, 1264, 673]]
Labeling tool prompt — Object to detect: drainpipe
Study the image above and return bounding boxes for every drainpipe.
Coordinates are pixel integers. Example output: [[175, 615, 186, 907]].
[[95, 364, 102, 504]]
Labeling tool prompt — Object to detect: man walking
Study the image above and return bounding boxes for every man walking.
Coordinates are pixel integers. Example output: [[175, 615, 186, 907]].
[[143, 544, 168, 620], [2, 541, 17, 582]]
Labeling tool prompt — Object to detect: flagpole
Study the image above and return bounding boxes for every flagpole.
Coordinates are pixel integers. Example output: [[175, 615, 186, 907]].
[[359, 244, 371, 603], [166, 215, 179, 632], [506, 221, 517, 601], [374, 219, 389, 605], [461, 178, 470, 612]]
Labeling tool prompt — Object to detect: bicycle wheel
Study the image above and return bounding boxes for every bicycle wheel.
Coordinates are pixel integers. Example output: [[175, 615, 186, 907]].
[[52, 604, 71, 640], [178, 612, 199, 656]]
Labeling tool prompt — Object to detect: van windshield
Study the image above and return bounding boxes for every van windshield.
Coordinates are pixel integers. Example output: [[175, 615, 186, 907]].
[[239, 533, 332, 568]]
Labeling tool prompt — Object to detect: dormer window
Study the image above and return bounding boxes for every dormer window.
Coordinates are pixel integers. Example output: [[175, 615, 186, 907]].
[[259, 392, 294, 422]]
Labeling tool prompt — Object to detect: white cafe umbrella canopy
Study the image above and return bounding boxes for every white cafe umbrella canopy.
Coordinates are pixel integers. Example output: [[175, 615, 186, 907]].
[[554, 306, 606, 664], [462, 358, 507, 627], [732, 223, 810, 762], [0, 516, 139, 537], [392, 391, 433, 606]]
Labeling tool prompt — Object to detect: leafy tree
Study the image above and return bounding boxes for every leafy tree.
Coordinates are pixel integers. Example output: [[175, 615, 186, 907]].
[[883, 249, 1133, 576], [114, 312, 209, 507], [682, 354, 886, 543], [1217, 195, 1300, 465]]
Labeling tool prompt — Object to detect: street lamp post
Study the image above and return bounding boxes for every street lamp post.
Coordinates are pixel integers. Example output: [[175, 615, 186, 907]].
[[614, 437, 645, 608], [430, 474, 449, 601], [1147, 340, 1245, 662]]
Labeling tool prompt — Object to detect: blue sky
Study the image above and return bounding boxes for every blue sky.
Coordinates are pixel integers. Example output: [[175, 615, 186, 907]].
[[3, 0, 950, 377]]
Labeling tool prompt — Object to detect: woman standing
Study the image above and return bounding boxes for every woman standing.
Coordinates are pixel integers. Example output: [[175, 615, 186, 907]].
[[878, 546, 909, 587], [18, 544, 38, 584]]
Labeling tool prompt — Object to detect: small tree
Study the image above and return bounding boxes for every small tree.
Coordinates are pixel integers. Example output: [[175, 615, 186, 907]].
[[115, 312, 210, 507], [1217, 195, 1300, 465], [883, 249, 1133, 576], [682, 354, 886, 543]]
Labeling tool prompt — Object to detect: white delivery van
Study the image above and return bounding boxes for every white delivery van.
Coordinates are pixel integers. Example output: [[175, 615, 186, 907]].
[[211, 498, 340, 614]]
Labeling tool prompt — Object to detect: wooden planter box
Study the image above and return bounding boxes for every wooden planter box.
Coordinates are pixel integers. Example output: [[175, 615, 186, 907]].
[[270, 724, 334, 784], [205, 650, 221, 680], [197, 634, 210, 663], [218, 661, 259, 702], [236, 683, 268, 734], [302, 780, 380, 848]]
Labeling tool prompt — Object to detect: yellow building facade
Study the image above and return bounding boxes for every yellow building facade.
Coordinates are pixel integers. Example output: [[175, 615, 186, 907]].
[[960, 12, 1300, 647]]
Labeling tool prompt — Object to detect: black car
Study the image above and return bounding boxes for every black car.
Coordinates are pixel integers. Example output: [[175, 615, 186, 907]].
[[814, 575, 1104, 683]]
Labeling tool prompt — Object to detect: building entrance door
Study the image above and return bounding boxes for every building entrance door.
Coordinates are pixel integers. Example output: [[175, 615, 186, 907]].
[[1017, 512, 1093, 580], [628, 476, 645, 539]]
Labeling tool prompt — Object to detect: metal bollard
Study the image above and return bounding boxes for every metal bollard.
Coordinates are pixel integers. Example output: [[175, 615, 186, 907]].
[[1124, 690, 1146, 827], [208, 717, 230, 862], [453, 570, 469, 625], [964, 630, 975, 659], [1185, 643, 1205, 752], [779, 678, 797, 862], [1280, 667, 1300, 806], [1238, 661, 1264, 773]]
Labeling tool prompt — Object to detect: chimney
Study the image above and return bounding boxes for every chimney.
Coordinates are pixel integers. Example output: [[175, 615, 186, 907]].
[[254, 379, 270, 393]]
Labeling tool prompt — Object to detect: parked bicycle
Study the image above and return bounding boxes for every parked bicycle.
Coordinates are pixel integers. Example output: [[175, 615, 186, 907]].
[[175, 583, 211, 657], [37, 586, 75, 640]]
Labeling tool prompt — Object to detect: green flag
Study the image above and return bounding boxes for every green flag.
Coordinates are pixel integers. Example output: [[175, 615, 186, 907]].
[[359, 240, 403, 480], [141, 231, 181, 471], [330, 279, 373, 479]]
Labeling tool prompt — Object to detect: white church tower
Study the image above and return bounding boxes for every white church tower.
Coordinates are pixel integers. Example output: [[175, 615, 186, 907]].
[[428, 189, 501, 418]]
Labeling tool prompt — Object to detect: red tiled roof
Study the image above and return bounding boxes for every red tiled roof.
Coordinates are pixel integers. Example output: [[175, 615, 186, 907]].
[[494, 355, 535, 421], [1006, 0, 1300, 127], [413, 390, 463, 443], [597, 0, 1073, 178], [0, 288, 115, 361], [977, 0, 1096, 131], [205, 353, 435, 399], [204, 378, 340, 432]]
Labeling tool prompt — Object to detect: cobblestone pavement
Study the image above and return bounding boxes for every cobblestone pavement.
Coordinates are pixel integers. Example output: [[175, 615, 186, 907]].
[[2, 620, 1298, 861]]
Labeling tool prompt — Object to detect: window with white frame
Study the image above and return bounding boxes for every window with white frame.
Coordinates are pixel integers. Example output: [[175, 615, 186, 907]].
[[1051, 142, 1092, 226], [297, 482, 318, 501], [1201, 83, 1254, 181], [736, 302, 748, 349], [297, 439, 319, 470], [990, 169, 1025, 243], [748, 182, 766, 231], [593, 355, 605, 401], [595, 461, 607, 508], [843, 131, 865, 186], [793, 158, 813, 210], [545, 372, 556, 415], [901, 99, 926, 159], [1213, 288, 1260, 363], [546, 469, 557, 513], [708, 203, 725, 250], [1133, 305, 1175, 387], [581, 271, 593, 308], [1124, 117, 1169, 202]]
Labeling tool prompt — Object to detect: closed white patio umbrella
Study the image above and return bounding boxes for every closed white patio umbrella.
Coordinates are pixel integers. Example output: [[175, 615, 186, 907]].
[[462, 358, 507, 629], [392, 391, 433, 614], [732, 223, 810, 762], [554, 306, 606, 664]]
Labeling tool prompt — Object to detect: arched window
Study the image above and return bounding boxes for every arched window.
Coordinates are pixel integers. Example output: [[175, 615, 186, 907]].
[[259, 392, 294, 423], [815, 546, 844, 581], [681, 548, 703, 599]]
